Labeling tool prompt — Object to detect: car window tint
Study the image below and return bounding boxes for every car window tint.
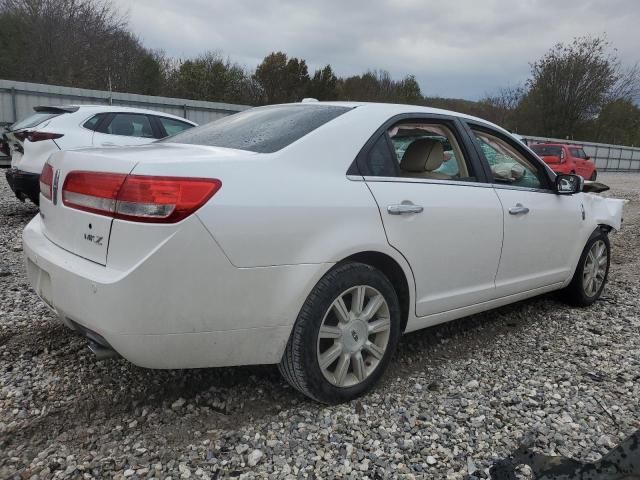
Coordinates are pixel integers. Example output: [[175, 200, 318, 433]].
[[570, 148, 581, 157], [82, 114, 106, 131], [157, 117, 194, 137], [473, 129, 542, 189], [162, 105, 351, 153], [364, 135, 397, 176], [383, 122, 475, 181], [105, 114, 154, 138], [578, 149, 588, 159]]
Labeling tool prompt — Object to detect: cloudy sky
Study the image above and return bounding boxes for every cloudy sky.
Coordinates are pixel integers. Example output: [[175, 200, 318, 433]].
[[113, 0, 640, 100]]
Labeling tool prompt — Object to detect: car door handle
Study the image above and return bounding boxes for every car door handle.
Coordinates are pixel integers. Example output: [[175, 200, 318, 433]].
[[387, 203, 424, 215], [508, 203, 530, 215]]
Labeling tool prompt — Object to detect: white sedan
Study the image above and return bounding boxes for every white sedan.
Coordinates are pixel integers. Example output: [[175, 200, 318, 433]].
[[23, 102, 624, 403], [5, 105, 196, 204]]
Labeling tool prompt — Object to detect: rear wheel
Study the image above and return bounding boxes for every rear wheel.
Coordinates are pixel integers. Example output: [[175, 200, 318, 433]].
[[279, 262, 401, 403], [560, 229, 610, 306]]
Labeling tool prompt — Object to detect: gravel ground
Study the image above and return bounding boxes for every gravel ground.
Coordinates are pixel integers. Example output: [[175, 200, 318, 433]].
[[1, 173, 639, 479]]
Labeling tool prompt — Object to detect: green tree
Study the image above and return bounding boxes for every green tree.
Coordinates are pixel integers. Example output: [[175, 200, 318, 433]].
[[396, 75, 423, 104], [593, 99, 640, 145], [166, 51, 255, 104], [254, 52, 310, 104], [525, 36, 619, 138], [307, 65, 338, 100]]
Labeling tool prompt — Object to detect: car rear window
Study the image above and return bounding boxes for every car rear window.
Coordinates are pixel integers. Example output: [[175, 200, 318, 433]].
[[531, 145, 562, 157], [162, 105, 351, 153], [11, 112, 61, 131]]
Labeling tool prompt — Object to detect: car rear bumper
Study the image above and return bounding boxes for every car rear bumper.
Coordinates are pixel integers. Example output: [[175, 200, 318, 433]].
[[23, 215, 331, 368], [5, 168, 40, 204]]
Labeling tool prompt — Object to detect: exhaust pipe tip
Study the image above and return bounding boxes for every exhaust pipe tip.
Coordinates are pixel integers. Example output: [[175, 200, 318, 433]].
[[88, 340, 119, 361]]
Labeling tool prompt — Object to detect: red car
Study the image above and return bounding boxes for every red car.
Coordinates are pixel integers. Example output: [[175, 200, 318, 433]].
[[530, 143, 597, 180]]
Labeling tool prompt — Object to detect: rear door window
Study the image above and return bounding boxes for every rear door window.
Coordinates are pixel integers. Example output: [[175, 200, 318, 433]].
[[82, 113, 108, 131], [100, 113, 155, 138], [162, 105, 351, 153]]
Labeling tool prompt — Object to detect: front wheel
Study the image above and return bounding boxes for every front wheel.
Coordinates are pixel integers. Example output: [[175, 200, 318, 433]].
[[279, 262, 401, 403], [590, 171, 597, 181], [560, 229, 610, 306]]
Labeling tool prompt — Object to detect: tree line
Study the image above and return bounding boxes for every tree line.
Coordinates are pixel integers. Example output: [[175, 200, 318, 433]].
[[1, 0, 638, 145]]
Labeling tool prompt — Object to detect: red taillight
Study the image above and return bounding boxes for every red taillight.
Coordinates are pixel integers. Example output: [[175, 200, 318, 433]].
[[14, 131, 63, 143], [14, 131, 28, 142], [62, 172, 127, 216], [27, 131, 64, 142], [40, 163, 54, 200], [62, 171, 221, 223]]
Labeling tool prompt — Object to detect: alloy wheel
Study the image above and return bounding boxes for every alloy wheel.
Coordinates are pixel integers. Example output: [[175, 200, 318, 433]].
[[316, 285, 391, 387], [582, 239, 608, 297]]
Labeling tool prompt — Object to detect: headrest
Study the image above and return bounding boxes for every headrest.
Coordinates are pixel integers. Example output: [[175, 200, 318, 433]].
[[400, 138, 445, 172]]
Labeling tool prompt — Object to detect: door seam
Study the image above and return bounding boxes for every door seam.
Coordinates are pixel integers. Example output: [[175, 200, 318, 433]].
[[492, 187, 506, 285]]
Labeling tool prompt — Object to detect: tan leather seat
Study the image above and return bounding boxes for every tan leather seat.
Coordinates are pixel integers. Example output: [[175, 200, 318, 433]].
[[399, 138, 451, 179]]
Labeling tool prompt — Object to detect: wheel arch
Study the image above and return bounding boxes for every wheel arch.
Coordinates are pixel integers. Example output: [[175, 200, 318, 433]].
[[338, 250, 413, 333]]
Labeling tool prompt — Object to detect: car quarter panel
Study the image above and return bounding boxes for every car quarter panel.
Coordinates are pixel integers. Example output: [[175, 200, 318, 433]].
[[23, 214, 333, 367], [156, 106, 413, 269]]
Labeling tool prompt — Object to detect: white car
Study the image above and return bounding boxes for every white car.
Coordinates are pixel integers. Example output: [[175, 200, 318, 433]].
[[5, 105, 197, 204], [23, 102, 624, 403]]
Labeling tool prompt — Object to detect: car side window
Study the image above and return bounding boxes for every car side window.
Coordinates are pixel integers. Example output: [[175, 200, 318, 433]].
[[570, 148, 580, 158], [472, 128, 544, 189], [363, 120, 476, 181], [102, 114, 155, 138], [156, 117, 193, 137], [364, 135, 398, 177], [82, 113, 107, 131]]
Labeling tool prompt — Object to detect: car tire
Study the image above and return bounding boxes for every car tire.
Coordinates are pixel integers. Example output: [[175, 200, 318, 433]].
[[560, 229, 610, 307], [279, 262, 401, 404], [590, 171, 597, 181]]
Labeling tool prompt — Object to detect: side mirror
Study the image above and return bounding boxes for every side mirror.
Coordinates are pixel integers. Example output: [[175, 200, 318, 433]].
[[555, 174, 583, 195]]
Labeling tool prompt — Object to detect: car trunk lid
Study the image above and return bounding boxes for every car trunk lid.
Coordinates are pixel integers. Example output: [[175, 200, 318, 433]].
[[41, 143, 254, 266], [41, 148, 139, 265]]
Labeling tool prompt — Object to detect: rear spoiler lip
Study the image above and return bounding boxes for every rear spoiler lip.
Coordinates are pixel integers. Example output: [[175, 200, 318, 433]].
[[33, 105, 80, 114]]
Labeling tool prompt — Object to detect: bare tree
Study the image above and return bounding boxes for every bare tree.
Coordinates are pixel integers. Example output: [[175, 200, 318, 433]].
[[0, 0, 162, 93], [480, 86, 525, 127]]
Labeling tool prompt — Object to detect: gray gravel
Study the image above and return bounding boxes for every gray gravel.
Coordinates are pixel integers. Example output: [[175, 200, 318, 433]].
[[1, 173, 639, 479]]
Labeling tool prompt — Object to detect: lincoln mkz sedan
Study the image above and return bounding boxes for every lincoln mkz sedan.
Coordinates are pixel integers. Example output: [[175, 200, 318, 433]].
[[23, 102, 625, 403]]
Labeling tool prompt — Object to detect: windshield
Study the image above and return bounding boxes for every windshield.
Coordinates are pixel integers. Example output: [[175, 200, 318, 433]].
[[10, 112, 61, 131], [162, 104, 351, 153], [531, 145, 563, 157]]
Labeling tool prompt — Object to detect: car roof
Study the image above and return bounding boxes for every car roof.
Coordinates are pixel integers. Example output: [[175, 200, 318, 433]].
[[275, 101, 514, 137], [40, 105, 197, 125]]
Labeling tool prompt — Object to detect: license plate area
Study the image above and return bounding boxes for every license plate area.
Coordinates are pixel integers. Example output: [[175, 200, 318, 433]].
[[26, 258, 54, 309]]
